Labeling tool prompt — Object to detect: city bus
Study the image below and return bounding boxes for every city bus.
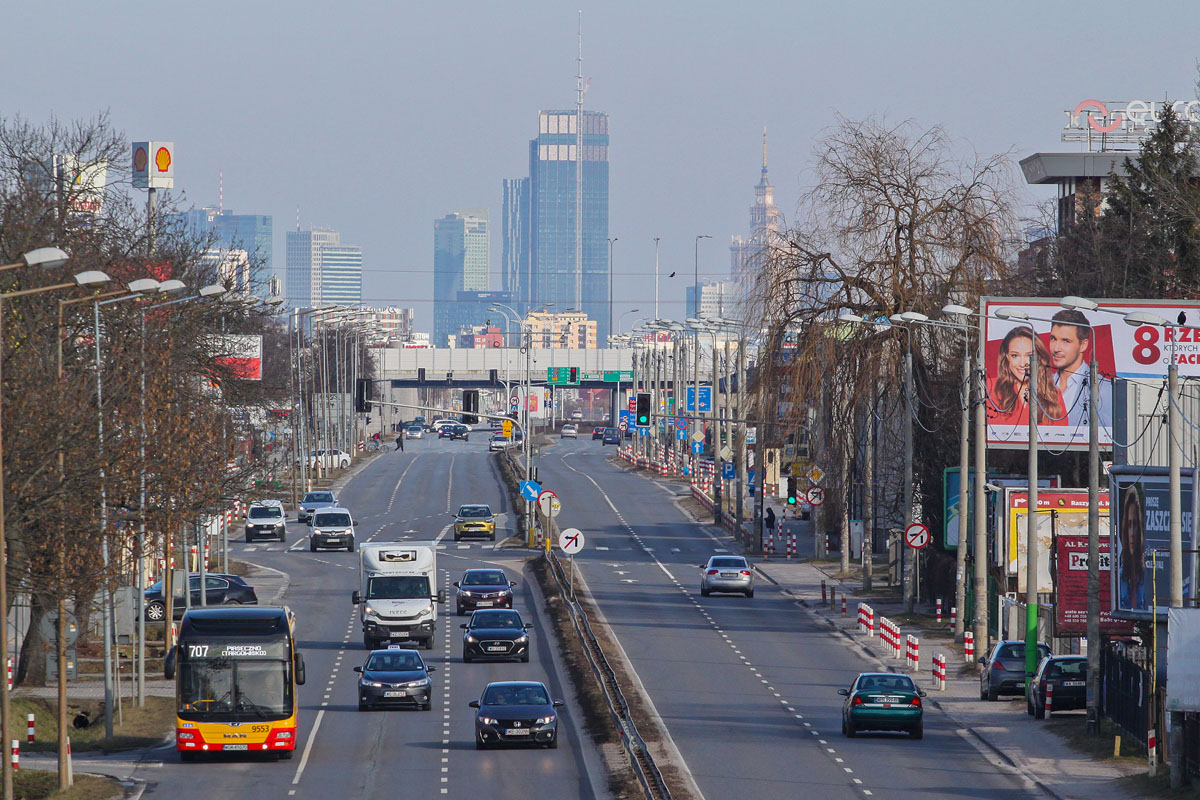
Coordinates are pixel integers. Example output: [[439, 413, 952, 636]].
[[165, 606, 306, 760]]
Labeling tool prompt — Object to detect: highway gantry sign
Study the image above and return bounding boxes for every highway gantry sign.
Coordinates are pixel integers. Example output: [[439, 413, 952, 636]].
[[558, 528, 585, 554]]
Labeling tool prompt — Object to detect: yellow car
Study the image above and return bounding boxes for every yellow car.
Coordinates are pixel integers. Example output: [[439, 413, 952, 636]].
[[454, 504, 496, 542]]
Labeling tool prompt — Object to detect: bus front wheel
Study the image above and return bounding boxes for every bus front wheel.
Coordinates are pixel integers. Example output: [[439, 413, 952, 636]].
[[180, 751, 197, 762], [278, 750, 294, 760]]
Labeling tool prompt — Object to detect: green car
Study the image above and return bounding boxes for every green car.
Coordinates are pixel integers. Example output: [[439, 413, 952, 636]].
[[839, 672, 926, 739]]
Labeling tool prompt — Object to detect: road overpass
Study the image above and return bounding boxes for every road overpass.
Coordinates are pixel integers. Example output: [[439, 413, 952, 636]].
[[375, 347, 636, 389]]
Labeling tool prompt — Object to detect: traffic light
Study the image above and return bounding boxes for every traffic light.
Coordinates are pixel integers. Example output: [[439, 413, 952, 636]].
[[354, 378, 373, 413], [636, 392, 651, 426], [569, 366, 579, 384], [462, 389, 479, 425], [786, 477, 798, 505]]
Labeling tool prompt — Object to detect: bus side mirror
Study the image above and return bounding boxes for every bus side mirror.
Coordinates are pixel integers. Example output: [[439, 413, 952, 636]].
[[352, 591, 361, 605], [295, 653, 306, 686], [164, 646, 176, 680]]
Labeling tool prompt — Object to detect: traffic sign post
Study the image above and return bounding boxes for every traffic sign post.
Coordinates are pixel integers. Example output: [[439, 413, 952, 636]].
[[558, 528, 585, 601], [904, 523, 930, 549], [519, 480, 541, 502], [536, 490, 561, 518], [721, 461, 736, 480], [805, 486, 826, 506]]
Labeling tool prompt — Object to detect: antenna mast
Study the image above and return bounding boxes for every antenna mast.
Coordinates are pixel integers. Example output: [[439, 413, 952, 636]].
[[574, 10, 584, 316], [218, 170, 224, 213]]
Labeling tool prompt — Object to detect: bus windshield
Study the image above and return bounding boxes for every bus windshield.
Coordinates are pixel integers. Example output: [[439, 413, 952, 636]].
[[367, 575, 430, 600], [178, 642, 293, 722]]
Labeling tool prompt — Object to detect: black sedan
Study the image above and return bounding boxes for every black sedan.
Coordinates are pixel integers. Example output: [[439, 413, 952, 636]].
[[1028, 655, 1088, 718], [461, 609, 531, 663], [439, 424, 469, 441], [355, 647, 435, 711], [455, 569, 516, 615], [144, 574, 258, 621], [470, 681, 563, 749]]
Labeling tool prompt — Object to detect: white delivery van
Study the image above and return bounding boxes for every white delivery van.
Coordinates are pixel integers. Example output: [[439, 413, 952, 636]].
[[352, 542, 444, 650]]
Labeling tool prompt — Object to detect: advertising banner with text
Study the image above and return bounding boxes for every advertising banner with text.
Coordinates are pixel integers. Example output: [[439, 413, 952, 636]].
[[1109, 466, 1195, 615], [1010, 490, 1109, 591], [1053, 534, 1134, 636]]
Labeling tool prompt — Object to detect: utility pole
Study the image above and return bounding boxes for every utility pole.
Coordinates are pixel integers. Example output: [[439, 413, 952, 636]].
[[1086, 342, 1100, 733], [1025, 338, 1040, 684], [954, 331, 970, 640], [863, 390, 875, 591], [972, 313, 989, 656], [903, 341, 915, 612]]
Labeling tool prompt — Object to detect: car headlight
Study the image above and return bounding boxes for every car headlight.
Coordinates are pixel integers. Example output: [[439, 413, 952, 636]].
[[421, 603, 433, 615], [405, 678, 431, 688], [364, 605, 376, 617], [515, 635, 529, 643], [535, 715, 556, 725], [178, 732, 195, 740], [361, 680, 383, 688], [479, 717, 498, 726], [465, 635, 477, 643]]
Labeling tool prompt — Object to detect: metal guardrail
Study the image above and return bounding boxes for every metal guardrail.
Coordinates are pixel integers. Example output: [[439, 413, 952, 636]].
[[544, 548, 672, 800]]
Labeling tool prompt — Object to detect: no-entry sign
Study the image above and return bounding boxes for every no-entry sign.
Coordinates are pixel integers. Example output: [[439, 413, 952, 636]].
[[904, 523, 930, 549]]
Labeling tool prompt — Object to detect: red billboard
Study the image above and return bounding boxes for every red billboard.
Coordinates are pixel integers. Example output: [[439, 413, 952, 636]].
[[1054, 534, 1135, 636]]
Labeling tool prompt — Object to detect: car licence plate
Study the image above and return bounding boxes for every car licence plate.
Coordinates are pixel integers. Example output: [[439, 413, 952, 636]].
[[389, 632, 409, 639], [487, 645, 507, 652], [477, 601, 494, 607], [223, 744, 249, 751], [505, 728, 531, 736], [876, 696, 902, 704], [384, 691, 405, 698], [720, 572, 739, 578], [1063, 681, 1085, 687]]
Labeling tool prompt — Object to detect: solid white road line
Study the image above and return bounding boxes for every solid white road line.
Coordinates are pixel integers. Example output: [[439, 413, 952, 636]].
[[291, 708, 325, 785]]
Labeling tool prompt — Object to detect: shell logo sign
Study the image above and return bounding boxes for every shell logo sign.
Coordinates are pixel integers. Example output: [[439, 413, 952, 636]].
[[131, 141, 174, 189]]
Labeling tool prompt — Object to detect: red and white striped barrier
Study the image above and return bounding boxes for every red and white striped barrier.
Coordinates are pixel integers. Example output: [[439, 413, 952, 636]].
[[905, 635, 920, 671], [10, 740, 17, 771], [857, 603, 867, 632], [950, 606, 957, 627], [841, 594, 847, 616], [857, 603, 876, 636], [865, 604, 876, 636], [880, 617, 902, 659], [932, 653, 947, 690], [787, 532, 795, 559], [1045, 681, 1053, 718], [26, 714, 34, 743], [767, 530, 776, 557], [1149, 728, 1158, 770], [964, 630, 975, 663], [936, 598, 943, 623], [6, 658, 11, 691]]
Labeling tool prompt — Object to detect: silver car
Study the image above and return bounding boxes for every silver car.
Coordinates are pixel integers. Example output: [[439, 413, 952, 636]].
[[699, 555, 754, 597]]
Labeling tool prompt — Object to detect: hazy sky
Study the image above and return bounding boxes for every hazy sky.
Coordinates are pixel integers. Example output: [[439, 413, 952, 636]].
[[7, 1, 1200, 333]]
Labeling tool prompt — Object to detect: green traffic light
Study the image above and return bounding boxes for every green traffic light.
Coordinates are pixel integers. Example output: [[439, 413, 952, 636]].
[[787, 496, 797, 504]]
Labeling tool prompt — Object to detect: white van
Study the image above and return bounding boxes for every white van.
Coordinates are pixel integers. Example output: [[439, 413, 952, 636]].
[[352, 542, 444, 650]]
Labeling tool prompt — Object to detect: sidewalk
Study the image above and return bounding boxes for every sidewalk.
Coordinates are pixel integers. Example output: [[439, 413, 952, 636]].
[[753, 556, 1145, 800]]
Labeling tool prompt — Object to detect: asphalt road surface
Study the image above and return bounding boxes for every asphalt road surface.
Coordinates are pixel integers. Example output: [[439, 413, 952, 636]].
[[540, 437, 1038, 800], [134, 435, 598, 800]]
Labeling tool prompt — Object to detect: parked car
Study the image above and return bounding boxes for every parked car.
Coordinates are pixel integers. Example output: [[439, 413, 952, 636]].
[[602, 428, 621, 446], [309, 506, 357, 552], [454, 504, 496, 542], [979, 640, 1052, 701], [840, 672, 926, 738], [144, 574, 258, 620], [560, 424, 578, 439], [406, 425, 424, 440], [439, 424, 469, 441], [591, 426, 606, 440], [298, 449, 350, 470], [355, 647, 435, 711], [461, 609, 532, 663], [298, 490, 337, 524], [470, 681, 563, 749], [245, 500, 287, 542], [454, 568, 516, 615], [1028, 655, 1088, 718], [699, 555, 754, 597]]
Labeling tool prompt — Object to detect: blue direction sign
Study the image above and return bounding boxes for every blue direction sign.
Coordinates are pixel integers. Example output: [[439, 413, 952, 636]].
[[638, 426, 649, 437], [676, 429, 687, 442], [691, 441, 704, 455], [686, 387, 712, 413], [519, 481, 542, 501], [722, 461, 736, 480]]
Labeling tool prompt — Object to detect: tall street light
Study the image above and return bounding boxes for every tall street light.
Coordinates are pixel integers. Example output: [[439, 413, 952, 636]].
[[653, 237, 662, 321], [607, 237, 618, 344], [0, 265, 108, 800]]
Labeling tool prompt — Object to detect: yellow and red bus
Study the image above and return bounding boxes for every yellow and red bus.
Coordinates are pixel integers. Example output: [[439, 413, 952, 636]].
[[166, 606, 306, 760]]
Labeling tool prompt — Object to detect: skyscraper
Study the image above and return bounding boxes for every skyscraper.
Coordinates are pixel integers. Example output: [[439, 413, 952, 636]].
[[502, 178, 530, 312], [433, 210, 490, 345], [175, 207, 274, 296], [506, 110, 610, 341], [286, 227, 363, 308], [730, 130, 782, 287]]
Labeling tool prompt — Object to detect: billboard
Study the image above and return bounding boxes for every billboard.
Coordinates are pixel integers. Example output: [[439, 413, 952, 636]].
[[1010, 490, 1109, 589], [1167, 608, 1200, 712], [212, 334, 263, 380], [1109, 466, 1195, 615], [131, 141, 174, 189], [1053, 534, 1134, 636]]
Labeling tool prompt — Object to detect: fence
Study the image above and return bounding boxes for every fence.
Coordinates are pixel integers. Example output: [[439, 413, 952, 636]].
[[1100, 644, 1153, 755]]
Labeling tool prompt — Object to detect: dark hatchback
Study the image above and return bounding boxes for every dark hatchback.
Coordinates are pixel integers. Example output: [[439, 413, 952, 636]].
[[454, 569, 516, 615], [144, 574, 258, 621], [591, 426, 606, 440], [601, 428, 621, 446], [470, 681, 563, 749], [355, 647, 436, 711], [979, 640, 1051, 701], [461, 609, 531, 663], [439, 424, 470, 441], [1028, 655, 1088, 718]]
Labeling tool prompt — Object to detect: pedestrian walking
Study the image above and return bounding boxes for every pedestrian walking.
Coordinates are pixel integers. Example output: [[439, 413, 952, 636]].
[[765, 506, 776, 553], [394, 429, 405, 452]]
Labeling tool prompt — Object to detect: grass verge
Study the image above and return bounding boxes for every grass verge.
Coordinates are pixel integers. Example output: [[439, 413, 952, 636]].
[[13, 695, 174, 753], [14, 771, 122, 800]]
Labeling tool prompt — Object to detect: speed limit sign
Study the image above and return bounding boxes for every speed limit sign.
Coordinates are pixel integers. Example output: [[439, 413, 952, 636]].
[[904, 523, 930, 549]]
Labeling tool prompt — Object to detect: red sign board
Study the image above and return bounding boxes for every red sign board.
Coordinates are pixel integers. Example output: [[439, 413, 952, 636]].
[[628, 396, 636, 413], [1054, 534, 1135, 636]]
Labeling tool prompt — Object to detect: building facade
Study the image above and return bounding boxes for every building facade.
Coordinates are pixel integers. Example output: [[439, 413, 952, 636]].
[[433, 210, 490, 345], [524, 310, 597, 350], [177, 207, 274, 296], [501, 178, 531, 312], [285, 227, 362, 308], [434, 290, 514, 348], [202, 248, 252, 297], [505, 110, 610, 341], [360, 306, 416, 344], [730, 131, 782, 288], [686, 280, 742, 319]]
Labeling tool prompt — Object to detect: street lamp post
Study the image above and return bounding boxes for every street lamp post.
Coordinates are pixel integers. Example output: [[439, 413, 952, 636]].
[[0, 260, 106, 800], [607, 237, 618, 345]]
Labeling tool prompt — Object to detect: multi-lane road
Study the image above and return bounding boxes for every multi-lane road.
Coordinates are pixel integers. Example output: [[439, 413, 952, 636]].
[[101, 431, 1044, 799], [136, 436, 599, 800]]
